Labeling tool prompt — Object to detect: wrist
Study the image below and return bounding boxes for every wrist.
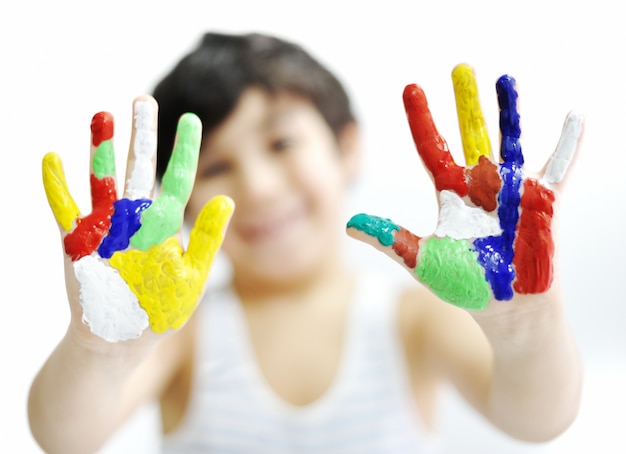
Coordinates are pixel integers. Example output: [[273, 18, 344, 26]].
[[469, 289, 569, 356], [65, 316, 160, 363]]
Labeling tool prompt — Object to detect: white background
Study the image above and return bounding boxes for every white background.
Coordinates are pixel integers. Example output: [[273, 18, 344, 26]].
[[1, 1, 625, 453]]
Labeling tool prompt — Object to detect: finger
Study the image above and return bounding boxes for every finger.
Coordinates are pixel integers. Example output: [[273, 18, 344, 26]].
[[90, 111, 119, 210], [496, 75, 524, 165], [98, 99, 156, 258], [541, 110, 584, 186], [347, 213, 490, 310], [403, 84, 468, 196], [124, 96, 158, 200], [347, 213, 422, 272], [452, 64, 493, 166], [130, 113, 202, 250], [42, 152, 80, 232], [185, 195, 235, 271], [61, 114, 119, 261]]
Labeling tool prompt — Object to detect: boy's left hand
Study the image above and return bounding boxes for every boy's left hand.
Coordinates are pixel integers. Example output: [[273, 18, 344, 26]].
[[347, 64, 583, 313]]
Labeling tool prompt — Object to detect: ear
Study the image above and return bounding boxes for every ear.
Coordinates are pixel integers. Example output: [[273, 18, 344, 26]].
[[337, 121, 361, 184]]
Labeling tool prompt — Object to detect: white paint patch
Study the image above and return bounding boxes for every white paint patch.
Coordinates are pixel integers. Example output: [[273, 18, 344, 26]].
[[126, 100, 156, 200], [435, 190, 502, 239], [74, 255, 149, 342], [543, 111, 584, 184]]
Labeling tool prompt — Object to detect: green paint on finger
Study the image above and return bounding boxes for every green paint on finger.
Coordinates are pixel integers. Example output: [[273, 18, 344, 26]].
[[416, 237, 490, 310], [130, 113, 202, 250], [92, 141, 116, 179], [347, 214, 399, 246], [160, 113, 202, 204]]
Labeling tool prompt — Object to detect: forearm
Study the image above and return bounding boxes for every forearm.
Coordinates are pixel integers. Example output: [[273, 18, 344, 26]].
[[28, 329, 156, 454], [473, 294, 583, 442]]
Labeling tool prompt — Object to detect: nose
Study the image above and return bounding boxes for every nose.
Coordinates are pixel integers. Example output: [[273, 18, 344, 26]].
[[235, 156, 285, 206]]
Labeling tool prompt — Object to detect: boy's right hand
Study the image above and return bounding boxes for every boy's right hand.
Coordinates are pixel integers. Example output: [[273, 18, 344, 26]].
[[42, 96, 234, 343]]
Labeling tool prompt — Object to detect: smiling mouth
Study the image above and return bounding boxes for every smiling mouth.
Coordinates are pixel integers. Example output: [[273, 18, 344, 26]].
[[237, 207, 306, 242]]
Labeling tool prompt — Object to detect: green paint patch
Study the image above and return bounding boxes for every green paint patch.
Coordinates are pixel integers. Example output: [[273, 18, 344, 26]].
[[92, 140, 116, 179], [347, 214, 399, 246], [131, 113, 202, 250], [416, 237, 490, 310]]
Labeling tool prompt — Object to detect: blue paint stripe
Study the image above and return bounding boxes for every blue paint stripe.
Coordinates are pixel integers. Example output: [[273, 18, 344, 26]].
[[473, 75, 524, 300], [496, 75, 524, 165], [98, 198, 151, 258]]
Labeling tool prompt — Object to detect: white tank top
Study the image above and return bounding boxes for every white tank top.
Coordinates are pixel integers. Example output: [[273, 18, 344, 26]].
[[162, 273, 440, 453]]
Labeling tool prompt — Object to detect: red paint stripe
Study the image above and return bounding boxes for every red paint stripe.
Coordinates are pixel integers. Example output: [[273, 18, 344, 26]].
[[64, 175, 117, 261], [403, 84, 468, 196], [513, 179, 555, 294], [91, 112, 114, 147], [392, 227, 421, 269]]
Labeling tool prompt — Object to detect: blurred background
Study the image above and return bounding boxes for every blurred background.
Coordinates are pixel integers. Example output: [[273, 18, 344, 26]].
[[1, 0, 624, 452]]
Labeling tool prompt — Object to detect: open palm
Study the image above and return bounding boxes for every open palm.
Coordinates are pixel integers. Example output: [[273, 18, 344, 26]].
[[347, 64, 583, 311], [43, 96, 233, 341]]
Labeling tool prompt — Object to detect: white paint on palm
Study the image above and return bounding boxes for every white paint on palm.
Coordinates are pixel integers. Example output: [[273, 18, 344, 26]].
[[435, 190, 502, 239], [74, 255, 149, 342]]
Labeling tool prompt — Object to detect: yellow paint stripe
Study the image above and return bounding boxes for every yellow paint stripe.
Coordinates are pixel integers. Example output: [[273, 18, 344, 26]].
[[452, 64, 492, 166], [42, 152, 80, 232]]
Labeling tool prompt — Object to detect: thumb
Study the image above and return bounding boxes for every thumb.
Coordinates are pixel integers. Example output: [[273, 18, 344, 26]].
[[346, 213, 491, 310], [346, 213, 421, 273], [185, 195, 235, 272]]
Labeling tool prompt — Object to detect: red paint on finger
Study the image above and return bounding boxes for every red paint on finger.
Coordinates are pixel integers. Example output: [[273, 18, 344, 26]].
[[513, 179, 555, 293], [91, 172, 118, 210], [392, 228, 421, 269], [465, 156, 501, 211], [403, 84, 468, 197], [64, 175, 117, 260], [91, 112, 114, 147]]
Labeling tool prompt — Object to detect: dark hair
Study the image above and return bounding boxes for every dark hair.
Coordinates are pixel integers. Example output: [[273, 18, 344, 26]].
[[152, 32, 356, 181]]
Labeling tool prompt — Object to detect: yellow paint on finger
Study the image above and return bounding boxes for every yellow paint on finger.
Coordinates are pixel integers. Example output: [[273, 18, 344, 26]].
[[42, 152, 80, 231], [109, 195, 234, 333], [186, 195, 234, 269], [452, 64, 492, 166]]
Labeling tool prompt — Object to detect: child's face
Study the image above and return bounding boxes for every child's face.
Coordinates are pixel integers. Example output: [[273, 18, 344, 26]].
[[185, 88, 358, 285]]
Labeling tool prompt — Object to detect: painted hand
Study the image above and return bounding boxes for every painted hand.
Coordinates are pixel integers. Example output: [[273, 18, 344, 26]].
[[43, 97, 234, 341], [347, 64, 583, 311]]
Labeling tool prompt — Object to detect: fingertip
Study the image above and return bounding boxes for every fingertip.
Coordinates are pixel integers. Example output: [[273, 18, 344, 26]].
[[211, 194, 236, 218], [90, 112, 114, 147], [174, 113, 203, 149], [42, 151, 60, 167], [402, 83, 427, 109], [196, 195, 236, 230], [565, 110, 585, 135], [346, 213, 400, 247], [179, 112, 202, 130], [451, 62, 475, 80], [133, 96, 158, 125], [133, 94, 158, 106]]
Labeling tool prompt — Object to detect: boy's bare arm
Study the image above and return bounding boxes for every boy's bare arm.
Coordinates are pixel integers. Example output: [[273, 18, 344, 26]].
[[347, 64, 583, 441], [28, 323, 190, 454], [28, 96, 233, 453], [400, 284, 581, 442]]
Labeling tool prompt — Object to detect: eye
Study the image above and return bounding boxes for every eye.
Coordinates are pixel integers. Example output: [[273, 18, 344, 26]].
[[270, 137, 294, 153], [198, 160, 232, 179]]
